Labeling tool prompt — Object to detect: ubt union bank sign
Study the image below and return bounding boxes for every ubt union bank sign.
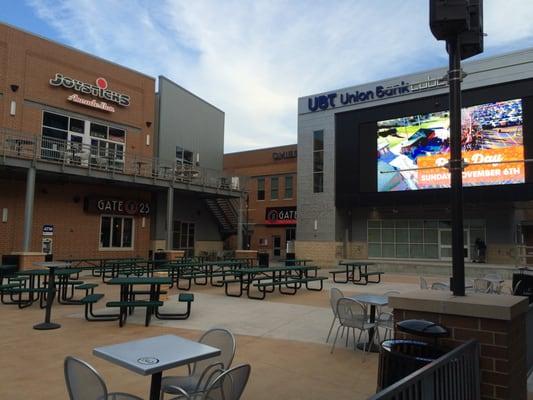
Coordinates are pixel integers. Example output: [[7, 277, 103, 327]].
[[307, 77, 447, 112]]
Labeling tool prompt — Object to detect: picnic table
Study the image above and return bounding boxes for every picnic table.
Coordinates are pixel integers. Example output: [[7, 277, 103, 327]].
[[330, 261, 384, 285], [163, 260, 247, 290], [278, 258, 313, 266], [106, 276, 172, 327], [224, 265, 327, 300]]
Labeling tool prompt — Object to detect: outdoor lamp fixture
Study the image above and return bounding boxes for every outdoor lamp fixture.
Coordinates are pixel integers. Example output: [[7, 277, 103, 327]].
[[10, 84, 19, 92], [429, 0, 484, 296]]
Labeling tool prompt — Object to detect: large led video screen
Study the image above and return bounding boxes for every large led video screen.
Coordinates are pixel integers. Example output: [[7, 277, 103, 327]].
[[377, 99, 524, 192]]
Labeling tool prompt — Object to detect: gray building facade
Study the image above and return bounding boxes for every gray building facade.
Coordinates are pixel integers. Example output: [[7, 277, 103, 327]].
[[152, 76, 238, 256], [297, 48, 533, 265]]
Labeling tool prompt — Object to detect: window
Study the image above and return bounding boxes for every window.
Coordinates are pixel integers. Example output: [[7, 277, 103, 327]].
[[176, 146, 194, 166], [313, 130, 324, 193], [41, 111, 126, 169], [257, 177, 265, 200], [89, 122, 125, 171], [172, 221, 195, 257], [100, 216, 134, 249], [284, 175, 293, 199], [271, 177, 279, 200]]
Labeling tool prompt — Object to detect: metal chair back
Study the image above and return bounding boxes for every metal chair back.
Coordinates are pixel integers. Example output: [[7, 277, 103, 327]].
[[64, 356, 107, 400], [419, 276, 429, 290], [194, 328, 236, 376], [329, 287, 344, 316], [473, 278, 492, 293], [336, 297, 367, 328], [203, 364, 251, 400], [431, 282, 448, 291]]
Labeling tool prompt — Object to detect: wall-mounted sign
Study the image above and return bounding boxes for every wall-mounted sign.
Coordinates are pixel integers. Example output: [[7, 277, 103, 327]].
[[42, 224, 54, 236], [84, 197, 150, 215], [49, 73, 131, 111], [307, 77, 448, 112], [265, 207, 297, 226], [272, 150, 297, 161], [67, 94, 116, 112]]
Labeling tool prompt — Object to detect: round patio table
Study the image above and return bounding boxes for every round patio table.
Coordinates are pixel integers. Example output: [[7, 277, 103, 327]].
[[32, 261, 70, 330]]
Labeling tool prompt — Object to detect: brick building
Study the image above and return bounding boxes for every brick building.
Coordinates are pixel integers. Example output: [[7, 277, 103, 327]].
[[0, 23, 239, 266], [224, 145, 297, 261]]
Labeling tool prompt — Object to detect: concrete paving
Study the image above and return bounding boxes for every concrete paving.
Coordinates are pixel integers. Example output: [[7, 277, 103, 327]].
[[0, 271, 530, 399]]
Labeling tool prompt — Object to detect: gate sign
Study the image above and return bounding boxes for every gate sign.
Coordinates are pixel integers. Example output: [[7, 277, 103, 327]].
[[265, 207, 297, 226], [84, 197, 150, 215]]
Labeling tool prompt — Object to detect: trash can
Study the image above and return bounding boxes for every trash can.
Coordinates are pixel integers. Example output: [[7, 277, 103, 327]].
[[258, 252, 269, 267], [377, 339, 445, 390], [286, 240, 295, 265], [377, 320, 449, 391]]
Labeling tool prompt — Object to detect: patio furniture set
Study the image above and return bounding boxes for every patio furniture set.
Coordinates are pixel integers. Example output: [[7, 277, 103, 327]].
[[326, 287, 399, 361], [65, 328, 251, 400]]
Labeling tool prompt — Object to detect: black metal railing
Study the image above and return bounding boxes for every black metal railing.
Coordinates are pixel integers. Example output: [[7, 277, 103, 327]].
[[369, 340, 480, 400], [0, 130, 243, 191]]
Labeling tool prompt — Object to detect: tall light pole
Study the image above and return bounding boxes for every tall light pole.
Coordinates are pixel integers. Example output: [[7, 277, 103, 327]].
[[430, 0, 483, 295]]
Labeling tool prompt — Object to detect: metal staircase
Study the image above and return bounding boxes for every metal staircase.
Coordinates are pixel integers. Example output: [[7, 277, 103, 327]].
[[205, 197, 239, 235]]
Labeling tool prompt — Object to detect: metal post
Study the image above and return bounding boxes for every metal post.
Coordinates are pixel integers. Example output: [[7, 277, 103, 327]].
[[448, 37, 465, 296], [237, 195, 244, 250], [22, 166, 36, 252], [166, 186, 174, 250]]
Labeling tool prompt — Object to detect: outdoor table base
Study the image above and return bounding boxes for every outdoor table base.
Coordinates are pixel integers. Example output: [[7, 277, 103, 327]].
[[33, 262, 70, 330]]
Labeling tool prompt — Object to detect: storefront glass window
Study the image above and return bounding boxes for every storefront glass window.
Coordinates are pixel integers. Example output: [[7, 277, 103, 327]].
[[69, 118, 84, 133], [100, 216, 111, 248], [367, 219, 485, 260], [172, 221, 195, 257], [100, 216, 133, 249]]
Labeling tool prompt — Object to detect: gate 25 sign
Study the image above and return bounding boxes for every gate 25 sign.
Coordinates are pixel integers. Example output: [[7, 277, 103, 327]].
[[85, 197, 150, 215]]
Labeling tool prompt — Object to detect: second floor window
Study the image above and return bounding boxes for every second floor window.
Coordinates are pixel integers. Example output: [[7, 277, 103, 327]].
[[257, 177, 265, 200], [176, 146, 193, 166], [271, 177, 279, 200], [285, 175, 293, 199], [313, 130, 324, 193]]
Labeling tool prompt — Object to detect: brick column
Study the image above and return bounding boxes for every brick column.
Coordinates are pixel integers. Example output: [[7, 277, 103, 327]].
[[390, 291, 529, 400]]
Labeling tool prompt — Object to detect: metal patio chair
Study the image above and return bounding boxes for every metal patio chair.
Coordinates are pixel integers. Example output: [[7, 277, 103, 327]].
[[161, 328, 236, 399], [473, 278, 492, 293], [431, 282, 448, 290], [326, 287, 344, 343], [167, 364, 251, 400], [330, 297, 377, 361], [419, 276, 429, 289], [376, 290, 400, 341], [64, 356, 143, 400]]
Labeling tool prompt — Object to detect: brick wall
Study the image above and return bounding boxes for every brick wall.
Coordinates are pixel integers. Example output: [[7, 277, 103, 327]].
[[393, 308, 527, 400], [0, 178, 151, 260], [295, 240, 342, 266]]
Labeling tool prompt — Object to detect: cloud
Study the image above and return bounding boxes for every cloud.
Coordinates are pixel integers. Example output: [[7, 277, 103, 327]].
[[26, 0, 533, 152]]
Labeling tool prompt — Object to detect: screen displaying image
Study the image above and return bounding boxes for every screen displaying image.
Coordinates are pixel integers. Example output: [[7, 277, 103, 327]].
[[377, 98, 524, 192]]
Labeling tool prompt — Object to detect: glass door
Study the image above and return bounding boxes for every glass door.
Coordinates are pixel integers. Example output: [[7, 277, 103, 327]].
[[439, 229, 470, 260]]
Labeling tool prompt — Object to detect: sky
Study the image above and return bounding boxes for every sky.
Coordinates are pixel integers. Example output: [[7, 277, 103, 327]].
[[2, 1, 533, 153]]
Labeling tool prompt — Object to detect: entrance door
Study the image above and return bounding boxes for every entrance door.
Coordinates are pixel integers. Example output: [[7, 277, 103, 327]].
[[439, 229, 470, 260], [273, 236, 281, 258]]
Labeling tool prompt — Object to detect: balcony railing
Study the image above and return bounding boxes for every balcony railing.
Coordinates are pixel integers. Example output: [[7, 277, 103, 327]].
[[0, 130, 242, 192], [369, 340, 480, 400]]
